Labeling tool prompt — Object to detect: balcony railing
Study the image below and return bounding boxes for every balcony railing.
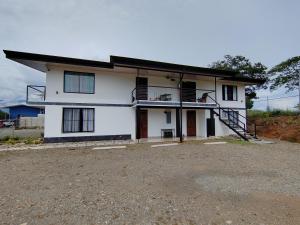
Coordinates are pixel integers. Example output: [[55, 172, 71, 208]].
[[26, 85, 46, 103], [131, 85, 216, 105]]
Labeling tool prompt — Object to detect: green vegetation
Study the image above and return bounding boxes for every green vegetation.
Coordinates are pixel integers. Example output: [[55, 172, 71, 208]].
[[226, 139, 253, 145], [0, 136, 42, 145], [210, 55, 268, 109], [269, 56, 300, 92], [0, 111, 8, 120], [248, 109, 300, 118]]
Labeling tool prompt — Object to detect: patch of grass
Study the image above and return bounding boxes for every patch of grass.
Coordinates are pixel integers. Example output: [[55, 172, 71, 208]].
[[0, 136, 11, 142], [5, 138, 18, 145], [0, 136, 42, 145], [24, 137, 42, 145], [226, 139, 252, 145], [248, 109, 300, 118]]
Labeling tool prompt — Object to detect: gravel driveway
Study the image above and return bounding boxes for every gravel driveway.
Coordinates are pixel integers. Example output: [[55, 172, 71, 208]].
[[0, 140, 300, 225]]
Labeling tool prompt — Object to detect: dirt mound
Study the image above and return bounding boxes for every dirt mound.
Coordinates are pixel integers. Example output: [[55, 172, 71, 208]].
[[248, 115, 300, 143]]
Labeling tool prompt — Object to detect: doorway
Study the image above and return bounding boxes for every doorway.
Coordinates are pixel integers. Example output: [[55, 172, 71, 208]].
[[187, 110, 196, 136], [136, 77, 148, 100], [182, 81, 196, 102], [139, 110, 148, 138]]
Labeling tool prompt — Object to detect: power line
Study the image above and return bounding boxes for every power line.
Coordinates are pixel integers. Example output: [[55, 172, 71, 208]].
[[253, 95, 299, 102]]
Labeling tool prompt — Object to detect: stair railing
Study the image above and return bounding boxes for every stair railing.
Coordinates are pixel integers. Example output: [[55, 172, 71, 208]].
[[207, 95, 248, 139]]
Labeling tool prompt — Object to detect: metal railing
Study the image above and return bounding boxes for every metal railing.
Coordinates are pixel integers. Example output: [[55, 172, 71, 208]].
[[207, 95, 248, 139], [131, 85, 215, 104], [26, 85, 46, 103]]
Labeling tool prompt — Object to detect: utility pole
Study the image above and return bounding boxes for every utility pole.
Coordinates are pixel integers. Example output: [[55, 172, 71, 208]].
[[179, 73, 184, 143], [298, 70, 300, 110], [266, 96, 270, 112]]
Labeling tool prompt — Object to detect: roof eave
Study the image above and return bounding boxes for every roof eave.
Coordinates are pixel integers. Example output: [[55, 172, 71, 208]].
[[3, 50, 113, 72], [111, 55, 238, 77], [221, 77, 267, 85]]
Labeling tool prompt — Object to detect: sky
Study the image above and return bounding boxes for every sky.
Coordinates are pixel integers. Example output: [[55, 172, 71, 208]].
[[0, 0, 299, 110]]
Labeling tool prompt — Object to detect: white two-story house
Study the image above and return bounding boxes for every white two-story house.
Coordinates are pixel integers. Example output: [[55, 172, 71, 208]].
[[4, 50, 265, 143]]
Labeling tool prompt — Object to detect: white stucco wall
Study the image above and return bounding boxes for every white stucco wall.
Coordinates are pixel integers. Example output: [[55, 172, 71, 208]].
[[44, 105, 135, 139], [46, 65, 135, 104], [146, 108, 208, 138], [43, 65, 248, 140], [147, 108, 176, 137]]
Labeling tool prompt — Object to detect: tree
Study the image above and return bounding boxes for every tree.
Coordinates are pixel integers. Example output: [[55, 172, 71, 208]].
[[0, 111, 8, 120], [269, 56, 300, 111], [269, 56, 300, 91], [210, 55, 268, 109]]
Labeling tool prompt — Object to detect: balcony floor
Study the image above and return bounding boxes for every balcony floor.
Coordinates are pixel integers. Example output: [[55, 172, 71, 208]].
[[133, 100, 217, 108]]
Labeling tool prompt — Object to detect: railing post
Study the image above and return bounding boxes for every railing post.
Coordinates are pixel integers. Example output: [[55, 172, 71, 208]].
[[254, 123, 257, 139], [43, 86, 46, 101], [26, 85, 29, 103]]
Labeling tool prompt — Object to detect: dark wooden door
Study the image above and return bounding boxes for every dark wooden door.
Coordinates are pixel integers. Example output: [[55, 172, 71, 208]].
[[139, 110, 148, 138], [136, 77, 148, 100], [187, 110, 196, 136], [206, 118, 215, 137]]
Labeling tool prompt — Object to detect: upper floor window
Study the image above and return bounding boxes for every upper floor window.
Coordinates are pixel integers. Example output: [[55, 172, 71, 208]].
[[64, 71, 95, 94], [222, 85, 237, 101]]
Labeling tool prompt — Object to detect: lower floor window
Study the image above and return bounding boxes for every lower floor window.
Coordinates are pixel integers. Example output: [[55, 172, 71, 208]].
[[165, 111, 171, 124], [63, 108, 94, 132]]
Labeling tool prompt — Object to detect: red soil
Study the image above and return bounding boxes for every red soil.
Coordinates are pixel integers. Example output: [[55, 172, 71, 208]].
[[248, 116, 300, 143]]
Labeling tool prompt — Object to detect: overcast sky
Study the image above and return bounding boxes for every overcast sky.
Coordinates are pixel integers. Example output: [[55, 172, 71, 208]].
[[0, 0, 299, 109]]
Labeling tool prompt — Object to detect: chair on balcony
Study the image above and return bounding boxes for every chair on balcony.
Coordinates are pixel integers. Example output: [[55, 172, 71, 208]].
[[159, 94, 172, 101], [197, 93, 208, 103]]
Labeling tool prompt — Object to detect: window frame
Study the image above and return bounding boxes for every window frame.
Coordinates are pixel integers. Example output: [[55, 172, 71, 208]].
[[228, 110, 239, 126], [222, 84, 238, 101], [64, 71, 95, 94], [166, 111, 172, 124], [62, 108, 95, 133]]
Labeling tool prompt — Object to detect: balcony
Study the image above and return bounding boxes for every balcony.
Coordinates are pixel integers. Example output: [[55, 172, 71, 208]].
[[131, 85, 217, 108], [26, 85, 46, 104]]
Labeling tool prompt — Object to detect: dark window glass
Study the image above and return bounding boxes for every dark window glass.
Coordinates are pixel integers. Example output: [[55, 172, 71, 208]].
[[222, 85, 237, 101], [228, 111, 239, 127], [63, 108, 94, 133], [64, 71, 95, 94], [166, 111, 171, 124]]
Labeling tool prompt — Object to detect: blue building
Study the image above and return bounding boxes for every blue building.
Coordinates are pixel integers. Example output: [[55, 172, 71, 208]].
[[2, 104, 44, 120]]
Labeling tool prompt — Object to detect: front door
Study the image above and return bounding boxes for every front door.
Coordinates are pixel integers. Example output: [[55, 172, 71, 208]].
[[187, 110, 196, 136], [139, 110, 148, 138]]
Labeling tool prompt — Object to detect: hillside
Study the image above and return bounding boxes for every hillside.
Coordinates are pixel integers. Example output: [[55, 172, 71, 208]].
[[248, 115, 300, 143]]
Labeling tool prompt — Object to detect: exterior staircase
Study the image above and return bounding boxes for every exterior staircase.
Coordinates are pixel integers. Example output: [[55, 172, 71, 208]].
[[208, 96, 259, 141], [213, 109, 258, 141]]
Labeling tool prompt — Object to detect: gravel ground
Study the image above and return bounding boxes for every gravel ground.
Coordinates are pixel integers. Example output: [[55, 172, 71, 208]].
[[0, 140, 300, 225]]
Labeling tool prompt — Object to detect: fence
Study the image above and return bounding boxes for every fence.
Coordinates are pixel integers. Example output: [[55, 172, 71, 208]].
[[18, 114, 44, 128], [0, 114, 44, 129]]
